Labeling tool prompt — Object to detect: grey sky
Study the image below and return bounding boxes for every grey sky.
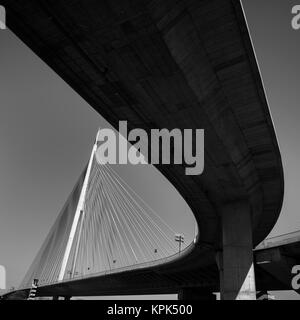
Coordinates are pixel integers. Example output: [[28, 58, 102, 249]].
[[0, 0, 299, 299]]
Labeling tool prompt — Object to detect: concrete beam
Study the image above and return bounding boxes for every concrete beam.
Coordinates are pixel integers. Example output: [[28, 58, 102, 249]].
[[178, 288, 216, 300], [217, 201, 256, 300]]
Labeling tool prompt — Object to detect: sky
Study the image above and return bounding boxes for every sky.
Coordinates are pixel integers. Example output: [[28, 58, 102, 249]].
[[0, 0, 300, 300]]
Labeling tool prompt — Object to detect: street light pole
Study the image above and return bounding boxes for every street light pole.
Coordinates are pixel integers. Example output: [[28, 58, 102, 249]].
[[175, 234, 184, 253]]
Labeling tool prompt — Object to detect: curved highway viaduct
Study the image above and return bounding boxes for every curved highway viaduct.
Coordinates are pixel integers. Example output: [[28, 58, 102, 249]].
[[2, 0, 284, 300]]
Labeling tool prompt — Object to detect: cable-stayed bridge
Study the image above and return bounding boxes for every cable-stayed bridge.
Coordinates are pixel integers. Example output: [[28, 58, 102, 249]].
[[1, 0, 291, 299], [21, 137, 186, 290]]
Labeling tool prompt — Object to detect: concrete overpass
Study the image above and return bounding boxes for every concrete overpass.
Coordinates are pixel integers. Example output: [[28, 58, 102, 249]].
[[254, 231, 300, 294], [2, 0, 284, 299]]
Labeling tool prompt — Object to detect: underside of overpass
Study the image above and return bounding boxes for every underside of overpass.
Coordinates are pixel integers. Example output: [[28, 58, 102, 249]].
[[1, 0, 284, 300]]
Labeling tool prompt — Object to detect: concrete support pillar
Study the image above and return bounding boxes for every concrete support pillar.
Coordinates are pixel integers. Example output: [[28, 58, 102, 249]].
[[178, 288, 216, 300], [217, 201, 256, 300]]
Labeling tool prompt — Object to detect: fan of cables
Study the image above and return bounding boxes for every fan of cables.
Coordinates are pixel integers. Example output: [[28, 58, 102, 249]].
[[21, 151, 181, 288], [64, 158, 179, 279]]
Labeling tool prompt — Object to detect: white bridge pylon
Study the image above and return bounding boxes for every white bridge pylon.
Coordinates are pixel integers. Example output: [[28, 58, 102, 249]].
[[58, 134, 99, 281]]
